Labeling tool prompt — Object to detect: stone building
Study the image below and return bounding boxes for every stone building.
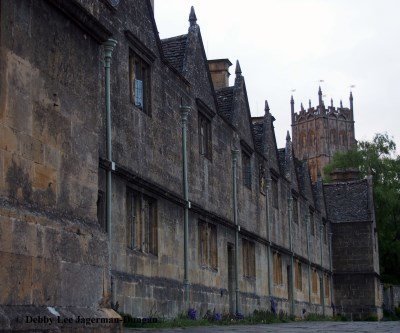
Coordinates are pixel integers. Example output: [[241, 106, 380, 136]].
[[291, 87, 356, 182], [0, 0, 381, 331]]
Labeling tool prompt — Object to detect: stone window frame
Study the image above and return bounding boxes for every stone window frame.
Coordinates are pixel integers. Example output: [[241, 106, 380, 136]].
[[242, 238, 256, 279], [126, 187, 158, 256], [198, 220, 218, 271], [125, 31, 156, 117]]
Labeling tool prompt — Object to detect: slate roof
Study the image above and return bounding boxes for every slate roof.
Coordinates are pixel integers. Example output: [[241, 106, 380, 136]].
[[215, 86, 234, 122], [324, 179, 370, 223], [251, 121, 264, 153], [161, 35, 188, 73]]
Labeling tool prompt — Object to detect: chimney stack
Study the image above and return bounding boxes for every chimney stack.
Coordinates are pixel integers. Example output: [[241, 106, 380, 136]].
[[208, 59, 232, 89]]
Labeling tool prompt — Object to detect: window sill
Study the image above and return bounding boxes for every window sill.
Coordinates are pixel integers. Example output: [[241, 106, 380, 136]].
[[127, 247, 158, 259], [200, 265, 218, 273], [243, 275, 256, 281]]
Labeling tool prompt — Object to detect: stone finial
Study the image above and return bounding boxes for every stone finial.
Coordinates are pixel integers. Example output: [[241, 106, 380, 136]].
[[309, 99, 312, 109], [349, 91, 354, 111], [235, 60, 242, 76], [331, 98, 333, 107], [286, 130, 291, 141], [290, 95, 294, 105], [189, 6, 197, 26], [340, 100, 343, 108], [265, 100, 270, 112], [318, 86, 323, 106], [301, 103, 305, 111]]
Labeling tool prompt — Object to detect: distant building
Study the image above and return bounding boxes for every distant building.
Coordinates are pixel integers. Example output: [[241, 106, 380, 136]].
[[291, 88, 356, 182]]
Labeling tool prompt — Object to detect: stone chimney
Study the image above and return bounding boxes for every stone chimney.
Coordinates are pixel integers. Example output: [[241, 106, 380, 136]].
[[330, 168, 360, 182], [208, 59, 232, 89]]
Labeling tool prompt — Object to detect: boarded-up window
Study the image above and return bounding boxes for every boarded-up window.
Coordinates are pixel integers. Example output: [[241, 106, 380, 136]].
[[324, 274, 330, 298], [242, 239, 256, 278], [312, 269, 318, 293], [126, 189, 157, 255], [242, 151, 252, 189], [273, 252, 283, 285], [293, 197, 299, 224], [198, 112, 212, 160], [198, 221, 218, 270], [296, 261, 302, 290], [272, 178, 279, 209]]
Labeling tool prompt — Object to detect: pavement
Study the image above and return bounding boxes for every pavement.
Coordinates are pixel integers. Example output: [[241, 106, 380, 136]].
[[125, 321, 400, 333]]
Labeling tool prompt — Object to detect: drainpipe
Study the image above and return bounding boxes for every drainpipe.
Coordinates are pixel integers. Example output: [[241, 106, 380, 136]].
[[306, 213, 312, 306], [232, 149, 240, 315], [180, 104, 191, 307], [266, 175, 272, 297], [329, 231, 334, 310], [320, 222, 325, 316], [288, 195, 295, 316], [103, 38, 117, 305]]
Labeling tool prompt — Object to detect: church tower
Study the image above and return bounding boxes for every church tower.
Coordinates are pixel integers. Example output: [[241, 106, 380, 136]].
[[291, 88, 356, 182]]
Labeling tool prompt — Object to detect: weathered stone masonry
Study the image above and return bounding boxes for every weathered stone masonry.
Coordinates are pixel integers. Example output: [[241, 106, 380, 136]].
[[0, 0, 381, 330]]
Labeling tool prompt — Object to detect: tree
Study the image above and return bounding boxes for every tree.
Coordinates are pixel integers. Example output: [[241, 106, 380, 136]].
[[324, 133, 400, 283]]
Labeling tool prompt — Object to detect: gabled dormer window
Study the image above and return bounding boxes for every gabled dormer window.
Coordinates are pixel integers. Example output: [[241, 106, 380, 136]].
[[198, 112, 212, 160], [129, 51, 151, 115], [242, 151, 252, 189]]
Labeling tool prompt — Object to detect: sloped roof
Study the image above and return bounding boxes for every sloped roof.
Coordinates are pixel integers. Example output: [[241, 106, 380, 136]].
[[324, 179, 370, 222], [215, 86, 234, 122], [161, 34, 188, 73]]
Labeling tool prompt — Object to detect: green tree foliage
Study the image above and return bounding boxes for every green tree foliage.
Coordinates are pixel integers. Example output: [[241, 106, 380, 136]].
[[324, 133, 400, 283]]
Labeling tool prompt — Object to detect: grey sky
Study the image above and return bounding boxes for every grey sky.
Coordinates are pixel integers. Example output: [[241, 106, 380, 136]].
[[154, 0, 400, 151]]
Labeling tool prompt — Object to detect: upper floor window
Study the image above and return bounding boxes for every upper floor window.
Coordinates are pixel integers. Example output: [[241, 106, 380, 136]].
[[126, 189, 158, 255], [293, 196, 299, 224], [129, 50, 151, 115], [242, 238, 256, 278], [242, 151, 252, 189], [272, 178, 279, 209], [198, 112, 212, 160], [198, 221, 218, 270]]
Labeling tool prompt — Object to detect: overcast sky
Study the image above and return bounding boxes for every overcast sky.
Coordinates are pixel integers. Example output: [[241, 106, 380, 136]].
[[155, 0, 400, 151]]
